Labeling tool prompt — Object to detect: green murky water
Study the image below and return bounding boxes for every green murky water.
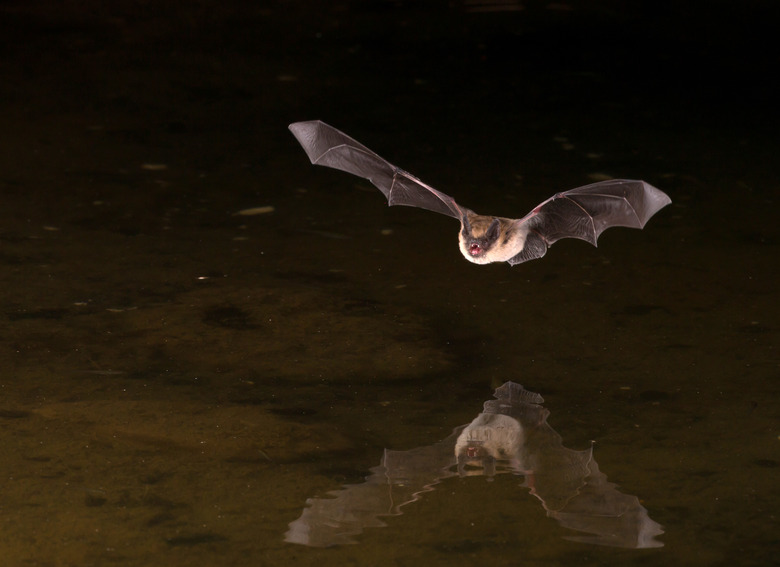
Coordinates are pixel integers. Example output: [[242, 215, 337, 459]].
[[1, 2, 777, 565]]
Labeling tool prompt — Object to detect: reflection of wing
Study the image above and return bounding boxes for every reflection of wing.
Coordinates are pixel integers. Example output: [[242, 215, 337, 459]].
[[476, 382, 664, 548], [284, 428, 463, 547], [285, 381, 664, 549], [549, 460, 665, 548]]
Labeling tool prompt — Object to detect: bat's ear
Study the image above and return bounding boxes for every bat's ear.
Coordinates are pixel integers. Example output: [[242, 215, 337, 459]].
[[461, 214, 472, 236], [487, 218, 501, 243]]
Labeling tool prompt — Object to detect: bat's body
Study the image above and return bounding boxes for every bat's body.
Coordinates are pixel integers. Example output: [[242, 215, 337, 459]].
[[288, 120, 671, 266]]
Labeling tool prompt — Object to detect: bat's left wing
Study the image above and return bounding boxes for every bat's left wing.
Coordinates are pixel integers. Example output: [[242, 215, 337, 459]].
[[289, 120, 465, 219], [508, 179, 671, 265]]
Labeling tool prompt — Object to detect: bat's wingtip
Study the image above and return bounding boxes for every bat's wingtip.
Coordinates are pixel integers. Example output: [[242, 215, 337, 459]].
[[288, 120, 325, 135], [288, 121, 325, 164], [640, 181, 673, 213]]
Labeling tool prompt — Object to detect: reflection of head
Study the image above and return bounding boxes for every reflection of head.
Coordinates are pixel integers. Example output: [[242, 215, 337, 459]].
[[454, 413, 524, 476]]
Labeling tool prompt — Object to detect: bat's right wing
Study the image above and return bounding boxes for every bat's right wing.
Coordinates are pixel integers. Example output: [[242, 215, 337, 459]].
[[508, 179, 671, 265], [289, 120, 465, 219]]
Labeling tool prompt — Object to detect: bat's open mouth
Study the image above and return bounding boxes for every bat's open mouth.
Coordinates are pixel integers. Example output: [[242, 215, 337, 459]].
[[469, 243, 482, 256]]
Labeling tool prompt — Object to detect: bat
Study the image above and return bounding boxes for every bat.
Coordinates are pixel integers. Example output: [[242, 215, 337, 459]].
[[284, 381, 664, 549], [288, 120, 671, 265]]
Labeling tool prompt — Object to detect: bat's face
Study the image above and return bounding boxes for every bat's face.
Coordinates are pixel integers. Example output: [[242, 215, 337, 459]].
[[459, 215, 500, 264], [459, 215, 525, 264]]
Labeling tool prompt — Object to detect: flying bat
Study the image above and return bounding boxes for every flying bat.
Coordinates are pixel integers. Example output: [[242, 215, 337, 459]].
[[288, 120, 671, 265]]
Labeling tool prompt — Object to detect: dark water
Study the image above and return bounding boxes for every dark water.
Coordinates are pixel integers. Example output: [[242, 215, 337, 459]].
[[1, 1, 777, 565]]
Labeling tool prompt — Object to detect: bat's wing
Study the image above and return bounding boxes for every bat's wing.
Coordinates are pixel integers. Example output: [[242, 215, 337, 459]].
[[289, 120, 465, 219], [508, 179, 671, 265]]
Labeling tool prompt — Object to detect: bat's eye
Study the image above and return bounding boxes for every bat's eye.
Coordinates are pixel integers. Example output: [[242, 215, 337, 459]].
[[469, 243, 482, 256]]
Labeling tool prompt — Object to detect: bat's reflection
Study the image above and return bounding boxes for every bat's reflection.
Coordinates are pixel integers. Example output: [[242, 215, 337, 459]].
[[285, 382, 663, 549]]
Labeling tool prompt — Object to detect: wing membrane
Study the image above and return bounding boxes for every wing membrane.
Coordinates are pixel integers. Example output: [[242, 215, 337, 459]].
[[289, 121, 463, 219]]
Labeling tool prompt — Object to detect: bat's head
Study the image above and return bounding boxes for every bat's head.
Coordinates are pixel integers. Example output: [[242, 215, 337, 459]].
[[459, 215, 512, 264]]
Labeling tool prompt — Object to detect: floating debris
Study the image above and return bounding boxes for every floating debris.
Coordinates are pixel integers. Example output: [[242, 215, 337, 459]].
[[141, 163, 168, 171], [235, 206, 275, 216], [553, 136, 575, 150]]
